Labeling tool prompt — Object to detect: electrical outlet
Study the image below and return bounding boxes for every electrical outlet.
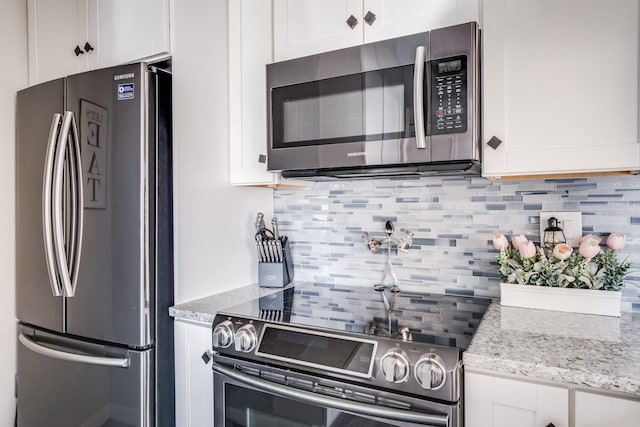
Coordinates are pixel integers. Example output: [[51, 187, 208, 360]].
[[539, 211, 582, 247]]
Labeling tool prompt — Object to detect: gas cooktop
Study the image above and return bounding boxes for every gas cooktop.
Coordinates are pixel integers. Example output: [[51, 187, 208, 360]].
[[217, 282, 491, 351]]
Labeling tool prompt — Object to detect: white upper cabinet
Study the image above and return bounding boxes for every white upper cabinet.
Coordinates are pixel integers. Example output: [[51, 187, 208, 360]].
[[273, 0, 480, 61], [229, 0, 279, 185], [482, 0, 640, 177], [27, 0, 89, 84], [27, 0, 170, 85], [363, 0, 480, 44], [87, 0, 170, 71], [273, 0, 363, 61], [229, 0, 311, 186]]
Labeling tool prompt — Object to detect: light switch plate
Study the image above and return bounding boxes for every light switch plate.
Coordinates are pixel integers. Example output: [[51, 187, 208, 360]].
[[539, 211, 582, 247]]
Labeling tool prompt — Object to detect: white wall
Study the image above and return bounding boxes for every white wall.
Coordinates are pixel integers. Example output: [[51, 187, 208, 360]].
[[172, 0, 273, 304], [0, 0, 27, 423]]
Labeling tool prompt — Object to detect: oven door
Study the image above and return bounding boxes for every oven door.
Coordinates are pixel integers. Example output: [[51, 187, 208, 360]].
[[213, 357, 458, 427]]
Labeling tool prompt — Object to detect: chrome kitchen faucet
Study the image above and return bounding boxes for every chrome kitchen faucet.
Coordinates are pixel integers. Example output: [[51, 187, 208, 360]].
[[362, 221, 413, 336]]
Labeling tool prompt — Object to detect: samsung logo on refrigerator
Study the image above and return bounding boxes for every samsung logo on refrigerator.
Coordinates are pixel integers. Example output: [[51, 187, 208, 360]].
[[113, 73, 135, 80]]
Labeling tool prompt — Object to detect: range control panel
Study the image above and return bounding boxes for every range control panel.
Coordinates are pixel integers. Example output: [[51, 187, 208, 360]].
[[212, 313, 463, 402], [430, 55, 468, 135]]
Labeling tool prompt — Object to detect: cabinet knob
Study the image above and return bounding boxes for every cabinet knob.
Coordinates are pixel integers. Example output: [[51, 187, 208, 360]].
[[201, 350, 213, 365], [486, 136, 503, 150], [346, 14, 358, 29], [545, 424, 556, 427], [74, 46, 84, 56], [84, 42, 94, 53], [364, 11, 376, 26]]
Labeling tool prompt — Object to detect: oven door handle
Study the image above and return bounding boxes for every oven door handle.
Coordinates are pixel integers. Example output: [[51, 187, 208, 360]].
[[213, 362, 449, 426]]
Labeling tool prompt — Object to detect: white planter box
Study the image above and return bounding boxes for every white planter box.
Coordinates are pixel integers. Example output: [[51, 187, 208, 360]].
[[500, 283, 621, 317]]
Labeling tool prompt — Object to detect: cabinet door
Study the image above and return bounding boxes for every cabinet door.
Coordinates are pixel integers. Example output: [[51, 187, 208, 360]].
[[273, 0, 363, 61], [27, 0, 89, 84], [229, 0, 278, 185], [174, 320, 214, 427], [465, 371, 569, 427], [575, 391, 640, 427], [482, 0, 640, 177], [363, 0, 480, 43], [87, 0, 170, 70]]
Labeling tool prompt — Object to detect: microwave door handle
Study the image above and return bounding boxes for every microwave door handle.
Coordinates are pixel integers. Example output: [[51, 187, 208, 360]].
[[413, 46, 427, 149], [213, 362, 448, 426]]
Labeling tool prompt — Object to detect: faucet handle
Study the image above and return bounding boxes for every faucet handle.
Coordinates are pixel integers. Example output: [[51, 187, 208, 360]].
[[398, 230, 414, 252]]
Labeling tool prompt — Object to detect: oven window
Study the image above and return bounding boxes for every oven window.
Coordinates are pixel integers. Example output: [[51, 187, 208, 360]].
[[223, 383, 401, 427], [271, 64, 416, 149]]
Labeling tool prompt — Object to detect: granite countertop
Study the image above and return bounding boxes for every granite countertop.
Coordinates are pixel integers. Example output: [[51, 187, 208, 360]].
[[464, 302, 640, 396], [169, 284, 292, 325]]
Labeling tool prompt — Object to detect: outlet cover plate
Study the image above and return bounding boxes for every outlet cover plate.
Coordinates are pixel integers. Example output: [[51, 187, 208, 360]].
[[539, 211, 582, 248]]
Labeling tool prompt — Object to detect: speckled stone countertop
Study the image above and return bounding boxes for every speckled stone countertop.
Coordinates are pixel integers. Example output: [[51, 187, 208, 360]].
[[169, 284, 292, 325], [464, 302, 640, 396]]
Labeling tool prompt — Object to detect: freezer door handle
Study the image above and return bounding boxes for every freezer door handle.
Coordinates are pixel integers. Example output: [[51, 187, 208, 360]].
[[18, 333, 130, 368], [52, 111, 84, 298], [42, 113, 63, 297]]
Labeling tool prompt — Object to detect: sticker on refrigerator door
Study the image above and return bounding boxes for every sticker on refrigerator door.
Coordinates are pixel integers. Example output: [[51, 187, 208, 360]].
[[117, 83, 134, 100], [81, 100, 108, 209]]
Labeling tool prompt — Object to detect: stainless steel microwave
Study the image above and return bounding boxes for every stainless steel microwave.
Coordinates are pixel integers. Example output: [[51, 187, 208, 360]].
[[266, 22, 480, 179]]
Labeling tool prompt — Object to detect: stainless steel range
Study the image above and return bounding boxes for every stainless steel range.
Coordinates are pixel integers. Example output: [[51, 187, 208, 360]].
[[211, 283, 490, 427]]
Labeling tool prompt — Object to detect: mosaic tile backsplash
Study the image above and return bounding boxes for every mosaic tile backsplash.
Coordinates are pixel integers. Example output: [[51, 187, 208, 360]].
[[273, 176, 640, 312]]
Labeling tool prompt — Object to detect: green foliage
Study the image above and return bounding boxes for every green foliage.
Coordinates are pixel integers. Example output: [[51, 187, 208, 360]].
[[496, 246, 629, 291]]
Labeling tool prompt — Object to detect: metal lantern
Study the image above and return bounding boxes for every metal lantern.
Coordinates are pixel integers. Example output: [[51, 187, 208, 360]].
[[543, 217, 566, 248]]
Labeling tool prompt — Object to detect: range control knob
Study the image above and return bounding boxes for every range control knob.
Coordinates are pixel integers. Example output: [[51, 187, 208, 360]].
[[414, 353, 447, 390], [212, 320, 234, 349], [234, 324, 258, 353], [380, 349, 410, 383]]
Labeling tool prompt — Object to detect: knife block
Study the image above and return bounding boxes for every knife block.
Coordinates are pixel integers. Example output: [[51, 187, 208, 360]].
[[258, 239, 294, 288]]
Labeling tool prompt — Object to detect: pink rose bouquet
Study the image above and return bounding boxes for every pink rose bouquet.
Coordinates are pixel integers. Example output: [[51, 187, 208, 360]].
[[493, 232, 631, 290]]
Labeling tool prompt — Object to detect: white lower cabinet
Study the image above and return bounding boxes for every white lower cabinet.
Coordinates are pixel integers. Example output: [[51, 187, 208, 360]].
[[574, 390, 640, 427], [465, 371, 569, 427], [174, 319, 213, 427]]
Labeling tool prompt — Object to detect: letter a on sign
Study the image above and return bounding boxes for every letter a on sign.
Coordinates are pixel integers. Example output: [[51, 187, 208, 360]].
[[80, 100, 108, 209]]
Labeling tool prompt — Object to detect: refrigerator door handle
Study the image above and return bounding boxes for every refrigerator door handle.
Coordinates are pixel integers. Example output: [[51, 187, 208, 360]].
[[52, 111, 83, 297], [67, 112, 84, 295], [18, 333, 130, 368], [42, 113, 63, 297]]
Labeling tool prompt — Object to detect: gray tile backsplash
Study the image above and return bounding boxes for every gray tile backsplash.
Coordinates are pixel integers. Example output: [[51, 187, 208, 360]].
[[274, 176, 640, 312]]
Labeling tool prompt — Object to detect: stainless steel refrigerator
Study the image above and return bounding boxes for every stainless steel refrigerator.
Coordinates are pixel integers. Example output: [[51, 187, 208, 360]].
[[15, 62, 174, 427]]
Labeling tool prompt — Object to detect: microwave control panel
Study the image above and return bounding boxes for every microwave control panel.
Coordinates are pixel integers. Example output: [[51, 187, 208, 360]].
[[430, 55, 468, 135]]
